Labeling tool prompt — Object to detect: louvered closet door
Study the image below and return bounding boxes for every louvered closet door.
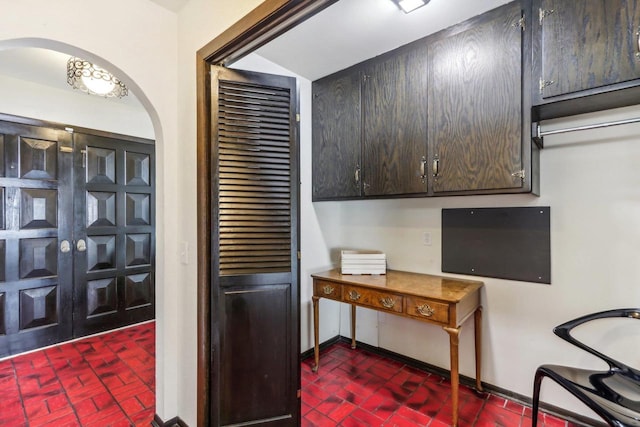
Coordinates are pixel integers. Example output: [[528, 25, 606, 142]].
[[210, 66, 300, 427], [0, 120, 73, 357], [72, 133, 155, 336]]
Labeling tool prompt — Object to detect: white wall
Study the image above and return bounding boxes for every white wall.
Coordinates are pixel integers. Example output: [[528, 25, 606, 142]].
[[0, 0, 181, 421], [0, 74, 153, 139], [314, 104, 640, 418]]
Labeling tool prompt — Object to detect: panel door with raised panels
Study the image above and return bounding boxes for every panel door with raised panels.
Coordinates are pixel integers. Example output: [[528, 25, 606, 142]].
[[72, 132, 155, 336], [0, 119, 73, 357]]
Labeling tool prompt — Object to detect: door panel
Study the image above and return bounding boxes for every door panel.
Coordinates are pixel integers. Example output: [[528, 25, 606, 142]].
[[540, 0, 640, 99], [0, 120, 73, 357], [311, 71, 362, 200], [72, 133, 155, 337], [211, 66, 300, 427], [362, 44, 428, 196], [429, 2, 523, 193]]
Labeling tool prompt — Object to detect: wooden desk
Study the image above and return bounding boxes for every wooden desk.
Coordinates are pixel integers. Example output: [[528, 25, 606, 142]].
[[311, 269, 484, 427]]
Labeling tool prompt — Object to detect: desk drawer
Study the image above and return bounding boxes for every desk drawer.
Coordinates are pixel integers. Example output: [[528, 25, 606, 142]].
[[343, 285, 403, 313], [314, 280, 341, 301], [405, 297, 449, 324]]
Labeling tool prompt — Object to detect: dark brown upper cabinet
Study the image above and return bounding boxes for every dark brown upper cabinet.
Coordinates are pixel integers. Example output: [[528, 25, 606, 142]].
[[312, 70, 362, 200], [361, 44, 429, 197], [312, 0, 537, 201], [429, 1, 532, 195], [312, 41, 428, 201], [533, 0, 640, 120]]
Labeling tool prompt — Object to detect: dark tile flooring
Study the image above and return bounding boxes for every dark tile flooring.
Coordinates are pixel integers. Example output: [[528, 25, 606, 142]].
[[0, 322, 155, 427], [0, 323, 583, 426], [302, 341, 582, 427]]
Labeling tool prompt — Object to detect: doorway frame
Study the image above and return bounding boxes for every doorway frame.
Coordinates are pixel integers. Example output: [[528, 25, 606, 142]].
[[196, 1, 338, 425]]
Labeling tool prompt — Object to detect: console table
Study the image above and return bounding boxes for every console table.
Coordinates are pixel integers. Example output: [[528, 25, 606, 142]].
[[311, 269, 484, 427]]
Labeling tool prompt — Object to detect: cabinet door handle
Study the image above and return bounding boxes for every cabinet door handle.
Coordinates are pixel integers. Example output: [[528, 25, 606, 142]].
[[636, 28, 640, 59], [420, 156, 427, 182], [432, 157, 440, 177], [354, 165, 360, 185], [379, 296, 396, 309]]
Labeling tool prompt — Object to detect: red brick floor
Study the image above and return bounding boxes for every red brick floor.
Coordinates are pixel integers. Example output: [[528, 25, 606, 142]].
[[302, 341, 583, 427], [0, 324, 584, 426], [0, 322, 155, 427]]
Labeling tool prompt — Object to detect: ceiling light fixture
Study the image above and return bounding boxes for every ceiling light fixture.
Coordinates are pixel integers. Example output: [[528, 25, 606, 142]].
[[394, 0, 429, 13], [67, 57, 128, 98]]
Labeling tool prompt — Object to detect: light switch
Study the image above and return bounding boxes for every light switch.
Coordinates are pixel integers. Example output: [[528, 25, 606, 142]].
[[422, 231, 432, 246]]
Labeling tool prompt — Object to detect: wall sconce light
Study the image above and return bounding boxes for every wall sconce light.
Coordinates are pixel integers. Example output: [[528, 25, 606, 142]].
[[67, 57, 128, 98], [392, 0, 430, 13]]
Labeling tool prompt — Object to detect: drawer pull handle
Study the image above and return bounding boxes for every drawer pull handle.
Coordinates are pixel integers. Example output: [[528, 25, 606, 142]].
[[379, 296, 396, 309], [322, 285, 335, 296], [347, 290, 361, 301], [416, 304, 435, 317]]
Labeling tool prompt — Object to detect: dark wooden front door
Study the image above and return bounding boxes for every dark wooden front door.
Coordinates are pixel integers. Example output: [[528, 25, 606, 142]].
[[72, 132, 155, 337], [210, 66, 300, 427], [0, 120, 73, 356], [0, 118, 155, 357]]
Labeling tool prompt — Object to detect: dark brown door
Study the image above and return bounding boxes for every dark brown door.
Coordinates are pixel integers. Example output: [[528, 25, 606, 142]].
[[311, 70, 362, 200], [0, 118, 155, 358], [210, 66, 300, 427], [72, 132, 155, 336], [0, 120, 73, 357], [362, 43, 428, 196], [429, 2, 524, 193], [538, 0, 640, 99]]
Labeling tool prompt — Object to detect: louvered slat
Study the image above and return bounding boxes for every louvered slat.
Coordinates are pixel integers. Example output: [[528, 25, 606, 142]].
[[218, 80, 292, 276]]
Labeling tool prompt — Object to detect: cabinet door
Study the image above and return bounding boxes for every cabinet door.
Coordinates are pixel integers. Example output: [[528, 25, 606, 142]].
[[429, 2, 524, 193], [538, 0, 640, 100], [362, 44, 428, 196], [312, 71, 362, 200]]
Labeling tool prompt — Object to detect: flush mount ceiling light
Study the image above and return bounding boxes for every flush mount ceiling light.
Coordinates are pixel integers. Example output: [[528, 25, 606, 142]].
[[67, 57, 128, 98], [393, 0, 430, 13]]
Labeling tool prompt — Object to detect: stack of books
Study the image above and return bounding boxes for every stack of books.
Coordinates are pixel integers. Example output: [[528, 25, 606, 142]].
[[340, 250, 386, 275]]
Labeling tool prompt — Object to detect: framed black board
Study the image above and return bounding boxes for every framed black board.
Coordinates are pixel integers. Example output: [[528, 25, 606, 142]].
[[442, 207, 551, 284]]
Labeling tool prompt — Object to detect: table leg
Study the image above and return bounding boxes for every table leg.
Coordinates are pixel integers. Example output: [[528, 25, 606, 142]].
[[350, 304, 357, 349], [443, 326, 460, 427], [312, 296, 320, 373], [474, 306, 483, 392]]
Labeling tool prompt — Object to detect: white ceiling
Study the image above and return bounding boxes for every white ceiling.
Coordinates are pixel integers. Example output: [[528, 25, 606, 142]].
[[148, 0, 188, 12], [0, 0, 512, 110], [255, 0, 512, 81]]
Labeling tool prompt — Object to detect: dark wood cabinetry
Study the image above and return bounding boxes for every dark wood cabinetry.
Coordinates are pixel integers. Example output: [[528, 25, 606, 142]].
[[312, 0, 535, 201], [312, 71, 361, 200], [533, 0, 640, 119], [311, 41, 428, 200], [429, 2, 529, 194], [361, 44, 428, 196]]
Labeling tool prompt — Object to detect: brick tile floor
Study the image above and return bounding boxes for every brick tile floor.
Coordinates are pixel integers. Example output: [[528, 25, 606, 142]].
[[0, 322, 154, 427], [303, 341, 583, 427], [0, 324, 587, 426]]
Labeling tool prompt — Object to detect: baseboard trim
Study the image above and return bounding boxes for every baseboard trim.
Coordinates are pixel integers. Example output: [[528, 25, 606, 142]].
[[152, 414, 189, 427], [302, 336, 605, 427]]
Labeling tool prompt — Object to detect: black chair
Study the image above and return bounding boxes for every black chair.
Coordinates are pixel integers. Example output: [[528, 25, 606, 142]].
[[532, 308, 640, 427]]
